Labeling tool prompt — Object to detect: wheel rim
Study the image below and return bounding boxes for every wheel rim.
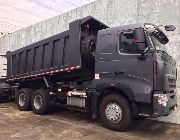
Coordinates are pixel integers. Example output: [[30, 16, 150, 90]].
[[105, 103, 122, 123], [19, 93, 26, 106], [34, 95, 43, 110]]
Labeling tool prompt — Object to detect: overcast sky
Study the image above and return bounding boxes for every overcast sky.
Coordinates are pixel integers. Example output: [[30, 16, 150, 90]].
[[0, 0, 96, 34]]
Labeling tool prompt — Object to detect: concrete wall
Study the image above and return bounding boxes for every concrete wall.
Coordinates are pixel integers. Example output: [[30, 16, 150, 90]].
[[0, 0, 180, 124], [0, 56, 6, 78]]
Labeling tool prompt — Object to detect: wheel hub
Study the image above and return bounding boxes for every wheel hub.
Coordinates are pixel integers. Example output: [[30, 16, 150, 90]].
[[34, 95, 43, 109], [19, 93, 26, 106], [105, 103, 122, 123]]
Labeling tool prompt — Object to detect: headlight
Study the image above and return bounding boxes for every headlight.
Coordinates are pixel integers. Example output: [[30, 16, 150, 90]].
[[154, 94, 168, 107]]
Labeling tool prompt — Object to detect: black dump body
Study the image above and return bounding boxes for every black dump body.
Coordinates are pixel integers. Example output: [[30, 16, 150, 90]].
[[4, 16, 108, 83]]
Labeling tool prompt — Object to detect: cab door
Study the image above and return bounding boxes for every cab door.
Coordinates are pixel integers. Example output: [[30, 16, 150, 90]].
[[95, 33, 116, 79], [114, 30, 154, 103]]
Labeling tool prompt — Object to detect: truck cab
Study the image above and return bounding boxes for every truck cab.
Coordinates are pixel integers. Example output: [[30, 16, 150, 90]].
[[93, 23, 177, 125]]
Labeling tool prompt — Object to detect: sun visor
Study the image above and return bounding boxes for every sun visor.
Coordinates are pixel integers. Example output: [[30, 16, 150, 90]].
[[152, 28, 169, 44], [80, 16, 109, 31]]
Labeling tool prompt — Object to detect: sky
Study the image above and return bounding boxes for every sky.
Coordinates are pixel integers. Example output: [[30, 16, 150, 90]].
[[0, 0, 96, 35]]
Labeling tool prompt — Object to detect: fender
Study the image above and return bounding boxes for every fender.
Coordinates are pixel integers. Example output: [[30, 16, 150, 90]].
[[95, 83, 135, 101], [91, 82, 137, 119]]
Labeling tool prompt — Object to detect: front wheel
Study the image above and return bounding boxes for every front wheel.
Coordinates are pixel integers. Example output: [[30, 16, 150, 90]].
[[99, 94, 132, 131]]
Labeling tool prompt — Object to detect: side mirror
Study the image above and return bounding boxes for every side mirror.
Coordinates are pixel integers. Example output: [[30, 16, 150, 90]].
[[165, 25, 176, 31], [134, 28, 146, 53]]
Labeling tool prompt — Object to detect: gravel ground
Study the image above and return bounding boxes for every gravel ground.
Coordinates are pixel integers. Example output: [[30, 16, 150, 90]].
[[0, 102, 180, 140]]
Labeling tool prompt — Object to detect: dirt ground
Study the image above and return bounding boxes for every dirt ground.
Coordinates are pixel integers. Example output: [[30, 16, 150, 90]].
[[0, 102, 180, 140]]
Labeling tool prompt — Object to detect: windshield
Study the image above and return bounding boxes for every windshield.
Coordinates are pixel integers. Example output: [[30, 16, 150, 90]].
[[150, 35, 167, 53]]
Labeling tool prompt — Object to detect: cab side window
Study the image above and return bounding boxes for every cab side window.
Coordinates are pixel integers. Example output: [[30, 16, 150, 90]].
[[119, 31, 139, 54], [100, 34, 115, 54]]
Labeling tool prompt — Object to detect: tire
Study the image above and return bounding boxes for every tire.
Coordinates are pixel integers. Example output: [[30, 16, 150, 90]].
[[31, 89, 50, 115], [15, 88, 33, 111], [99, 94, 132, 131], [81, 36, 96, 67]]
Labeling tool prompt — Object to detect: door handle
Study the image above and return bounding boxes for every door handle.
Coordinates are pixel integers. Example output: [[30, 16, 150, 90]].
[[97, 58, 103, 61], [115, 71, 124, 75]]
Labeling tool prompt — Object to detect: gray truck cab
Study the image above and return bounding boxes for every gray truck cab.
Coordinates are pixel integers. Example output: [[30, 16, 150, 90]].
[[94, 23, 177, 118]]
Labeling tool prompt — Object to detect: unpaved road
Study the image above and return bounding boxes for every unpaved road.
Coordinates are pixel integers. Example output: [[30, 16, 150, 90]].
[[0, 102, 180, 140]]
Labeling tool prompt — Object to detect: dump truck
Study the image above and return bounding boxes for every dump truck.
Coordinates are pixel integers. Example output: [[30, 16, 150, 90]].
[[0, 16, 177, 131]]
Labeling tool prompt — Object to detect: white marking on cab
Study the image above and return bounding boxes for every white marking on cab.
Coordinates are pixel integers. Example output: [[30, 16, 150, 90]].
[[95, 73, 100, 79]]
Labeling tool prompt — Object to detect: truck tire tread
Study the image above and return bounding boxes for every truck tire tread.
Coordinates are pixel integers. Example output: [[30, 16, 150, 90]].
[[15, 88, 33, 111], [99, 94, 132, 131], [31, 89, 50, 115]]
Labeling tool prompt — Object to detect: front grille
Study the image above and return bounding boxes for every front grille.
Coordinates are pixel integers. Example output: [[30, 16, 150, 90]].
[[168, 77, 176, 89]]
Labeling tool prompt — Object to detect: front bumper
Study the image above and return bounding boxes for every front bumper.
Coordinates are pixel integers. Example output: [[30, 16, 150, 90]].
[[152, 91, 177, 117]]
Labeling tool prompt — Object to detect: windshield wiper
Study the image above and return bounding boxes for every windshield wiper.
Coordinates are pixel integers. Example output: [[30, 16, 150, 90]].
[[156, 50, 172, 57], [156, 50, 168, 54]]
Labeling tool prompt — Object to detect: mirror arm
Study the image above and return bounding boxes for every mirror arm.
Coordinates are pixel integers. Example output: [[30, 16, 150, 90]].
[[149, 48, 155, 53], [137, 48, 154, 60], [137, 52, 146, 60]]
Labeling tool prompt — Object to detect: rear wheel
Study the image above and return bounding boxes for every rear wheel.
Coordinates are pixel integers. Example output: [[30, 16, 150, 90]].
[[99, 94, 132, 131], [15, 88, 33, 111], [31, 89, 50, 115]]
